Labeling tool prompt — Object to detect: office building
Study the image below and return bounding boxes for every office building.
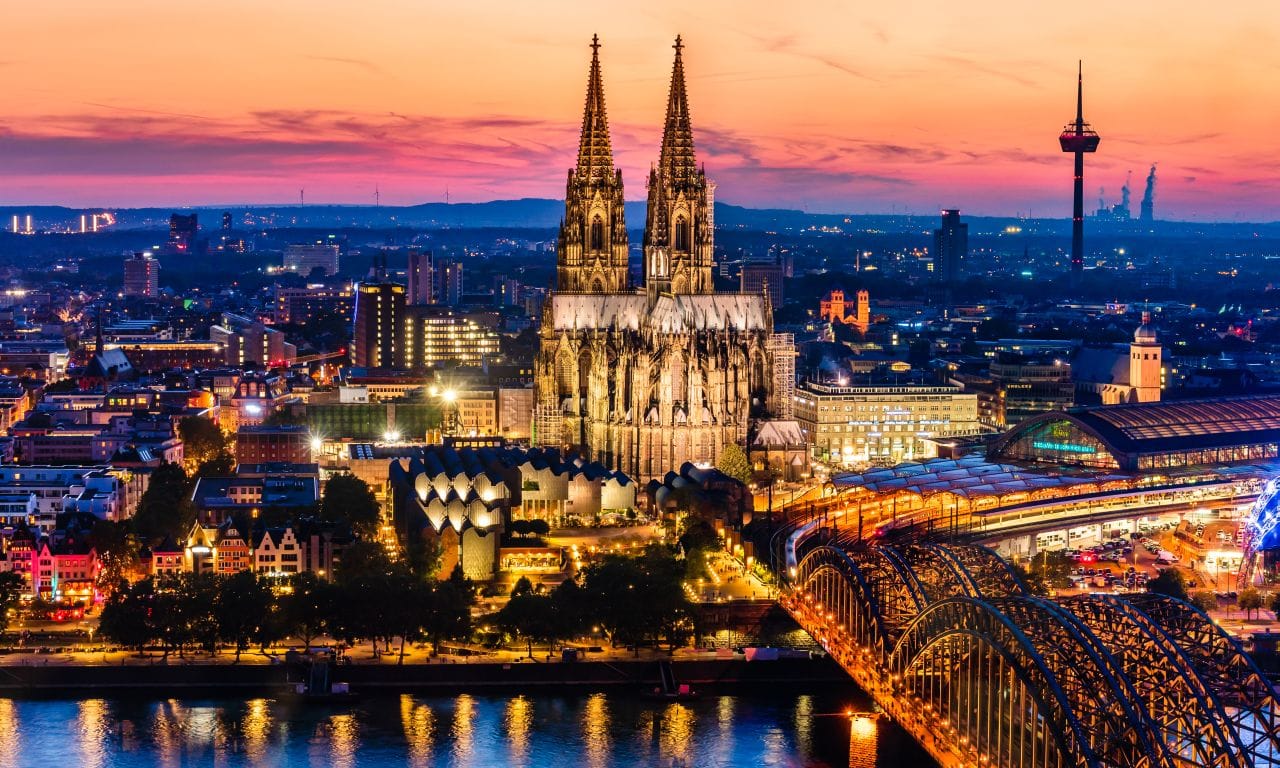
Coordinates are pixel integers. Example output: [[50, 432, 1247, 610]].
[[402, 307, 501, 370], [122, 252, 160, 298], [932, 209, 967, 290], [283, 243, 340, 277], [234, 425, 313, 467], [794, 380, 983, 466], [273, 285, 354, 324]]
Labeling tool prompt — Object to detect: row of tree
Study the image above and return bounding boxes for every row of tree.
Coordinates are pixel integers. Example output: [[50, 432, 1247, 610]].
[[495, 545, 696, 658], [98, 547, 472, 663]]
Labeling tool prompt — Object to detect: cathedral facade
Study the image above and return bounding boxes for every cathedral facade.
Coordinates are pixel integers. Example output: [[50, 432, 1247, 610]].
[[534, 36, 779, 480]]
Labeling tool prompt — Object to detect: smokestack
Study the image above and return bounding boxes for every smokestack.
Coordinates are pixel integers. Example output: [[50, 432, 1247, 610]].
[[1120, 171, 1131, 213], [1140, 164, 1157, 223]]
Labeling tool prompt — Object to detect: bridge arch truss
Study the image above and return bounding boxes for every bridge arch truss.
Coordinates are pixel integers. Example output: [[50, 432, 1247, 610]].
[[788, 541, 1280, 768]]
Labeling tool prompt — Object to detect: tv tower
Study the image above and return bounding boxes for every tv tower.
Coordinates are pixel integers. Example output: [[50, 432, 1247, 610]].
[[1058, 61, 1100, 277]]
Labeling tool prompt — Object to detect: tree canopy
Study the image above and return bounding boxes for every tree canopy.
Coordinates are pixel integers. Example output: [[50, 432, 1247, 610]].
[[716, 443, 753, 486], [178, 416, 228, 471], [132, 462, 196, 543], [320, 473, 380, 535]]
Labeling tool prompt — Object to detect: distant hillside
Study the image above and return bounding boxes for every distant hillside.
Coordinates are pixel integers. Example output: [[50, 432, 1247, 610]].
[[1, 199, 1278, 237]]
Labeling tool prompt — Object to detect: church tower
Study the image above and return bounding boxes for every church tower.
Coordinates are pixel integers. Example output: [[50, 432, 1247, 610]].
[[1129, 311, 1162, 403], [644, 36, 715, 297], [556, 35, 629, 294]]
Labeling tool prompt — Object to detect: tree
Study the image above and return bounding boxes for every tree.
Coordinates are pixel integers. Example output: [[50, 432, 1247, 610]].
[[178, 416, 228, 471], [320, 474, 381, 535], [581, 546, 694, 654], [1190, 591, 1219, 614], [1269, 591, 1280, 621], [133, 462, 196, 543], [97, 578, 155, 654], [0, 572, 24, 634], [1239, 588, 1265, 620], [716, 443, 752, 486], [195, 450, 236, 479], [528, 519, 551, 538], [216, 571, 275, 662], [1146, 568, 1188, 602], [423, 566, 475, 655], [497, 583, 558, 659], [281, 572, 335, 649], [88, 519, 140, 597]]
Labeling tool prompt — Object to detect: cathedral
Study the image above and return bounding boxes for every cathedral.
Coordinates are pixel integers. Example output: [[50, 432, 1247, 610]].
[[534, 36, 785, 480]]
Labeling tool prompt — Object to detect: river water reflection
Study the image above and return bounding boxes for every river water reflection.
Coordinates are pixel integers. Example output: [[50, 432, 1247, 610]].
[[0, 690, 938, 767]]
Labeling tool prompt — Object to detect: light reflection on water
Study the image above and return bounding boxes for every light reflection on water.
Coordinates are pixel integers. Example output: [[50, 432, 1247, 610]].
[[0, 691, 938, 767]]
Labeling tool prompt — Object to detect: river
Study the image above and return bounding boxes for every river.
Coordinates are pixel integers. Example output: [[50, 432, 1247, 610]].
[[0, 690, 938, 767]]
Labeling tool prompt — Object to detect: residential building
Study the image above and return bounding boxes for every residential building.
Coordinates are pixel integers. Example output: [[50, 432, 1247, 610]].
[[122, 253, 160, 298]]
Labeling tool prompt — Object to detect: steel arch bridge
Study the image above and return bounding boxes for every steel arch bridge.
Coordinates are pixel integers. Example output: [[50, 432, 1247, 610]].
[[785, 540, 1280, 768]]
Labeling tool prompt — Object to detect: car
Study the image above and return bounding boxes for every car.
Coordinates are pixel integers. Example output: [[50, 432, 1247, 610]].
[[1154, 557, 1172, 566]]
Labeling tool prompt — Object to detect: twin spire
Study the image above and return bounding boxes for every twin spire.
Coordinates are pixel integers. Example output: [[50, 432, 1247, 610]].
[[576, 34, 614, 182], [659, 35, 697, 184], [574, 35, 697, 182]]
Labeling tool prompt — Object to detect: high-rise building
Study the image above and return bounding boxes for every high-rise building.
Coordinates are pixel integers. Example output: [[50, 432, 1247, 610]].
[[534, 36, 776, 479], [221, 212, 233, 231], [122, 252, 160, 298], [437, 261, 463, 306], [932, 209, 967, 289], [407, 249, 434, 305], [740, 259, 785, 306], [283, 243, 340, 277], [495, 277, 521, 307], [168, 213, 198, 254], [350, 282, 405, 369]]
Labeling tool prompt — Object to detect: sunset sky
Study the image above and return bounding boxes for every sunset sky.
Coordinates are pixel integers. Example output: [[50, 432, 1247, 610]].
[[3, 1, 1279, 220]]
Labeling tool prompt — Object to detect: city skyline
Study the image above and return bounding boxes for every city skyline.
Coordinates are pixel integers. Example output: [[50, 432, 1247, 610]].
[[3, 1, 1279, 220]]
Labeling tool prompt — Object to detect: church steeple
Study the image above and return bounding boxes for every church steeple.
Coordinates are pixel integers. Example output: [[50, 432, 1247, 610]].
[[658, 35, 697, 184], [556, 36, 629, 294], [576, 34, 614, 182], [644, 36, 714, 297]]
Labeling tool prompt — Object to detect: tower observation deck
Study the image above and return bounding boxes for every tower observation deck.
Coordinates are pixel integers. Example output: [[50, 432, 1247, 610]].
[[1060, 62, 1100, 277]]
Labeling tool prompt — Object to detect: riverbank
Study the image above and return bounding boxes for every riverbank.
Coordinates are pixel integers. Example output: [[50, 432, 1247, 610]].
[[0, 656, 850, 697]]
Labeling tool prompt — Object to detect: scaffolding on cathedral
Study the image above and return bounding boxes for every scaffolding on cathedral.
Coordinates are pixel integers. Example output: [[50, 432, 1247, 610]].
[[533, 402, 563, 448], [768, 333, 796, 419]]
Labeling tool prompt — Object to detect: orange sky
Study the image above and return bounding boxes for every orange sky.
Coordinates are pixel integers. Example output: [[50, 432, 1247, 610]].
[[2, 0, 1279, 219]]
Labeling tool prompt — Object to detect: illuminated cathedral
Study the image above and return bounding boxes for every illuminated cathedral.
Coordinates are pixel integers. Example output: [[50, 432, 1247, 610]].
[[534, 36, 787, 479]]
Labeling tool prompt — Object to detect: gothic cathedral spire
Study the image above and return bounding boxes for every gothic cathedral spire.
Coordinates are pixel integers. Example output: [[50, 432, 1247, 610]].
[[557, 34, 629, 294], [644, 35, 715, 298]]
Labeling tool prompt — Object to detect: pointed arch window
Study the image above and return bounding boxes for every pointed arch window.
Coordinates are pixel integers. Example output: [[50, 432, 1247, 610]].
[[674, 217, 690, 252], [590, 216, 604, 252]]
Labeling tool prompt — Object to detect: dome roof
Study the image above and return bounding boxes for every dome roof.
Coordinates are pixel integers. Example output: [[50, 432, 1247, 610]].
[[1134, 323, 1158, 343]]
